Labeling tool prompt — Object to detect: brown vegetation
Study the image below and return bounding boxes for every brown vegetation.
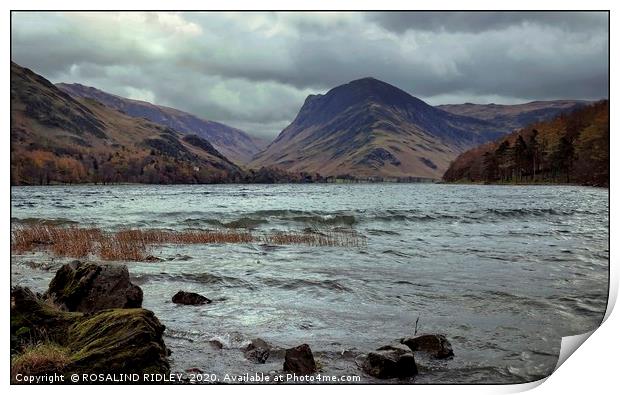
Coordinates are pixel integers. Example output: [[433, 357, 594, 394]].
[[11, 343, 70, 381], [263, 230, 365, 248], [11, 225, 101, 257], [11, 225, 366, 261]]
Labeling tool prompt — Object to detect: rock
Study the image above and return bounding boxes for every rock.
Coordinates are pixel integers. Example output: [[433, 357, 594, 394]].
[[67, 308, 169, 374], [11, 286, 79, 352], [44, 261, 143, 313], [186, 368, 203, 374], [11, 286, 169, 377], [401, 334, 454, 359], [172, 291, 211, 305], [362, 344, 417, 379], [283, 344, 316, 374], [144, 255, 163, 262], [209, 339, 224, 349], [244, 338, 271, 364], [169, 254, 192, 261]]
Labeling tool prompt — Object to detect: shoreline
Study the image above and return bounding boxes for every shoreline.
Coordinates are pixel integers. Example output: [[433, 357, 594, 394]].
[[438, 180, 609, 188]]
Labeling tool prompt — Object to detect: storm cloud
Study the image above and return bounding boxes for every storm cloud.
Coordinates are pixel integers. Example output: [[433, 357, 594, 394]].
[[11, 11, 608, 139]]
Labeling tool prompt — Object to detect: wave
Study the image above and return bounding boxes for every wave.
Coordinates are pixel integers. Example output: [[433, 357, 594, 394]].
[[290, 214, 356, 226], [11, 217, 80, 226], [223, 217, 268, 229], [260, 277, 352, 292], [131, 272, 256, 289], [143, 206, 592, 230]]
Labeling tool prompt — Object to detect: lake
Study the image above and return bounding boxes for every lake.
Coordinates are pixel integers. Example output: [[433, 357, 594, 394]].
[[10, 183, 609, 384]]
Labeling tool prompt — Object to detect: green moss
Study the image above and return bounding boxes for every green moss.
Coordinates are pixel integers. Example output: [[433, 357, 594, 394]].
[[67, 308, 169, 374], [15, 327, 30, 337], [11, 287, 169, 377], [11, 288, 81, 349]]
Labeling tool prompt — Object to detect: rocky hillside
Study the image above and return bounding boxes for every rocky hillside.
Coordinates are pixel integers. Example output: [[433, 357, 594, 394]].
[[11, 61, 245, 185], [443, 101, 609, 187], [437, 100, 589, 133], [250, 77, 505, 179], [57, 83, 267, 164]]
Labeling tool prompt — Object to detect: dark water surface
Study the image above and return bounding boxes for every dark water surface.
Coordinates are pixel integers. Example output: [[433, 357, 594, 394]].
[[11, 184, 609, 383]]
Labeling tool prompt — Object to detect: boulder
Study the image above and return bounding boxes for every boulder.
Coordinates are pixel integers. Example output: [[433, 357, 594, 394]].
[[209, 339, 224, 349], [44, 261, 143, 313], [172, 291, 211, 305], [67, 308, 169, 374], [362, 344, 417, 379], [11, 286, 79, 352], [11, 286, 169, 378], [283, 344, 316, 374], [401, 334, 454, 359], [244, 338, 271, 364]]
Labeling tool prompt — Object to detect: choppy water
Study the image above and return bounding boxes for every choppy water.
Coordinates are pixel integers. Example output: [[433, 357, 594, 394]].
[[11, 184, 609, 384]]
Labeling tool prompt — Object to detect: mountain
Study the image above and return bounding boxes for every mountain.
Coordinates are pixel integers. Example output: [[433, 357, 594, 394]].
[[250, 77, 505, 179], [11, 61, 244, 185], [437, 100, 589, 132], [443, 101, 609, 187], [56, 83, 267, 164]]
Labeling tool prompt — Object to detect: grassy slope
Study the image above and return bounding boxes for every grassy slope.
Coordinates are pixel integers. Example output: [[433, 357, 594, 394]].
[[11, 62, 243, 185]]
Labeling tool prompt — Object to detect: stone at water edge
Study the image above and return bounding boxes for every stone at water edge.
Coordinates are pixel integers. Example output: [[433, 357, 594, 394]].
[[283, 344, 316, 374], [144, 255, 163, 262], [362, 344, 417, 379], [172, 291, 212, 305], [401, 334, 454, 359], [44, 261, 143, 313], [244, 338, 271, 364], [209, 339, 225, 349], [11, 286, 170, 376], [67, 308, 169, 375]]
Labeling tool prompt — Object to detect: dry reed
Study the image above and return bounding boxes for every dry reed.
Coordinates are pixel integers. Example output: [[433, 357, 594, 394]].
[[11, 224, 365, 261]]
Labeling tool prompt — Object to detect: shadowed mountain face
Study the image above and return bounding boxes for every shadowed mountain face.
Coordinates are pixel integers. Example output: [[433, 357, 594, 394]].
[[250, 77, 504, 179], [11, 62, 243, 185], [437, 101, 589, 133], [56, 83, 267, 165]]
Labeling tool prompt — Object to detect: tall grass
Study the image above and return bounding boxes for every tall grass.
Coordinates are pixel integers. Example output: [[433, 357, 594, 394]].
[[11, 343, 70, 381], [11, 225, 365, 261], [11, 225, 101, 258], [262, 229, 364, 248]]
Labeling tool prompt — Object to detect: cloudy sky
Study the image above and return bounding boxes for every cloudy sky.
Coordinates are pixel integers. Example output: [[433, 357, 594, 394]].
[[11, 12, 608, 139]]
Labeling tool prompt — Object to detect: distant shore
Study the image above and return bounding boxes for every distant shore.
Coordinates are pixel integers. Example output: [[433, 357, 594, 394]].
[[439, 180, 609, 188]]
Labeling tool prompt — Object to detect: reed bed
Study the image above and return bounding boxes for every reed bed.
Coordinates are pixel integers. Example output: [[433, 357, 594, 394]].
[[11, 225, 101, 258], [262, 230, 365, 248], [11, 224, 366, 261]]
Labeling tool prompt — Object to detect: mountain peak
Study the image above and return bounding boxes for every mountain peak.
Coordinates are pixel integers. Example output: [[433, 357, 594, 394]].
[[344, 76, 403, 93], [348, 76, 382, 84], [325, 76, 423, 110]]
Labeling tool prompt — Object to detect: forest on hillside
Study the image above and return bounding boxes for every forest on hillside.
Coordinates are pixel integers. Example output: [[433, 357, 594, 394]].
[[442, 101, 609, 187], [9, 147, 326, 185]]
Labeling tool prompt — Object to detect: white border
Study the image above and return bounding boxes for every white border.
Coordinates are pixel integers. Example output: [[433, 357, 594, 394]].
[[2, 2, 616, 394]]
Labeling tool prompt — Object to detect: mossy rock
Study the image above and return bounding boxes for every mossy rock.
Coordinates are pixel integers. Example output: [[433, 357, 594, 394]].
[[46, 261, 102, 309], [45, 261, 143, 313], [67, 308, 169, 374], [11, 286, 169, 376], [11, 287, 80, 351]]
